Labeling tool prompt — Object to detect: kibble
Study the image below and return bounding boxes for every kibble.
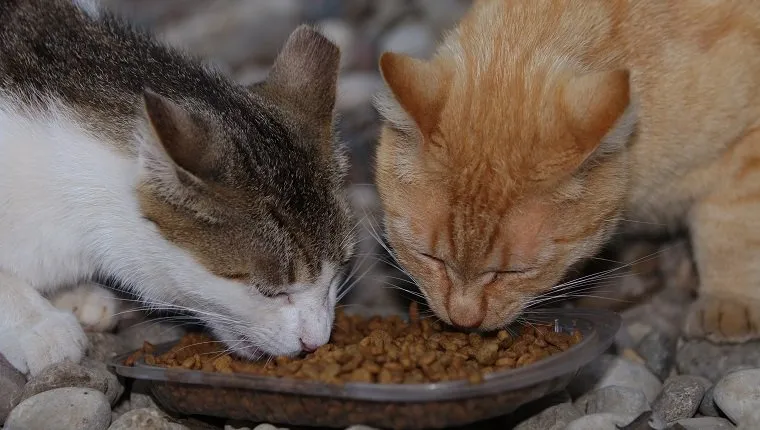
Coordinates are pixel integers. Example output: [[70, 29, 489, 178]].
[[125, 302, 582, 385]]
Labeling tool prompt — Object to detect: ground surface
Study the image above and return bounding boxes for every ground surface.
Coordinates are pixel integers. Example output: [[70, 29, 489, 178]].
[[2, 1, 760, 429]]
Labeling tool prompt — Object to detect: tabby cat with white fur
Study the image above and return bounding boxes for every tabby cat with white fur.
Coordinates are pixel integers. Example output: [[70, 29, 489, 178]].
[[0, 0, 354, 376]]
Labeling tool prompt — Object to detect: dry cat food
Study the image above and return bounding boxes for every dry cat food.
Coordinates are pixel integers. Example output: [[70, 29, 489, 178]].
[[125, 303, 582, 384]]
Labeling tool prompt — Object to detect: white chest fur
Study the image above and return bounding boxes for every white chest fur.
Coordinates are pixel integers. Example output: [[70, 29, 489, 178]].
[[0, 99, 140, 293]]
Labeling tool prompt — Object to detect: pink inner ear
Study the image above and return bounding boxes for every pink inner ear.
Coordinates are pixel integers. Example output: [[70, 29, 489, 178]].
[[379, 52, 447, 138], [561, 70, 631, 157]]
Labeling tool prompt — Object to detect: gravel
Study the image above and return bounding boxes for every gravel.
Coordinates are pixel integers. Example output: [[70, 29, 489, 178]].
[[713, 368, 760, 426], [676, 340, 760, 382], [513, 403, 582, 430], [7, 1, 758, 430], [16, 360, 123, 406], [5, 387, 111, 430], [0, 354, 25, 424], [651, 375, 705, 423], [575, 385, 651, 417], [568, 354, 663, 403], [108, 408, 188, 430]]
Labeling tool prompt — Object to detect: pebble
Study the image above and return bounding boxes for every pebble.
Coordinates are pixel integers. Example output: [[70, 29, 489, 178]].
[[417, 0, 470, 32], [0, 354, 25, 424], [253, 424, 287, 430], [224, 423, 252, 430], [162, 0, 302, 68], [378, 21, 436, 58], [565, 413, 637, 430], [86, 332, 128, 363], [514, 403, 582, 430], [336, 72, 383, 112], [575, 385, 651, 417], [16, 360, 123, 406], [108, 408, 188, 430], [117, 322, 185, 352], [698, 384, 721, 417], [618, 411, 668, 430], [82, 357, 125, 404], [5, 387, 111, 430], [676, 340, 760, 382], [651, 375, 705, 423], [317, 18, 356, 69], [617, 321, 655, 349], [636, 331, 677, 380], [111, 389, 161, 422], [713, 368, 760, 425], [568, 354, 663, 402], [737, 410, 760, 429], [675, 417, 735, 429]]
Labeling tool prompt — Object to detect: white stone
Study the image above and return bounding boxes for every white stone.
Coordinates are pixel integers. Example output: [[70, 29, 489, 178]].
[[566, 413, 637, 430], [5, 387, 110, 430], [379, 22, 436, 58], [714, 368, 760, 425], [337, 73, 383, 112], [675, 417, 735, 429]]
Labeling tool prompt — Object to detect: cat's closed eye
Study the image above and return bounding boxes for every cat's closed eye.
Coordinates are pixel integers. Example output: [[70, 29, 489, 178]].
[[222, 273, 250, 282], [221, 273, 292, 302], [418, 251, 535, 278]]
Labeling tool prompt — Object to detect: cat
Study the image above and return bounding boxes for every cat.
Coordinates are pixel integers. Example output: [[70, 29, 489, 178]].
[[50, 282, 123, 333], [374, 0, 760, 343], [0, 0, 354, 376]]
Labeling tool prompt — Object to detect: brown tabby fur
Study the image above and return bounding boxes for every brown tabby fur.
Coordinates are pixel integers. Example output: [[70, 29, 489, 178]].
[[375, 0, 760, 342]]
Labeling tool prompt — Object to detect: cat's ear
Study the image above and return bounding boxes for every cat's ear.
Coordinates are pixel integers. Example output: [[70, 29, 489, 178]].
[[561, 70, 633, 162], [378, 52, 446, 137], [140, 90, 213, 185], [265, 25, 340, 123]]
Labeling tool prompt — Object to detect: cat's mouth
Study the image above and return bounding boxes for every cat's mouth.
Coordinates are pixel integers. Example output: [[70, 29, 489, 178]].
[[207, 325, 302, 360]]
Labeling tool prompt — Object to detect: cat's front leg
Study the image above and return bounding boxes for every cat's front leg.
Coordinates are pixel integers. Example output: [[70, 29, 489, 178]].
[[0, 272, 88, 375], [683, 136, 760, 343]]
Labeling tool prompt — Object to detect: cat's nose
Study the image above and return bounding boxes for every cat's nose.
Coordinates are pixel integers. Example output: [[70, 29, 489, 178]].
[[447, 293, 486, 329], [450, 312, 485, 329], [300, 338, 319, 353]]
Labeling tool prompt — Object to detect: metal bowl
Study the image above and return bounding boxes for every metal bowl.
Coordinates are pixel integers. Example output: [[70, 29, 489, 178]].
[[109, 308, 619, 429]]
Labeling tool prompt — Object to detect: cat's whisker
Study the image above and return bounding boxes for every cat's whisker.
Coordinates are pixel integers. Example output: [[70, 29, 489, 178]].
[[337, 261, 379, 303], [526, 283, 629, 306], [606, 217, 668, 227], [360, 208, 416, 280], [545, 272, 640, 294], [339, 251, 376, 293], [380, 284, 426, 300], [526, 286, 620, 306], [545, 246, 667, 293], [381, 275, 419, 286]]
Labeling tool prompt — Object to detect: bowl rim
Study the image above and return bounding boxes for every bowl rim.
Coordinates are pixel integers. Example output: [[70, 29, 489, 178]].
[[108, 308, 620, 402]]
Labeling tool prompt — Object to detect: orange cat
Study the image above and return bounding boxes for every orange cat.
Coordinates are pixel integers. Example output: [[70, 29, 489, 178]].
[[374, 0, 760, 343]]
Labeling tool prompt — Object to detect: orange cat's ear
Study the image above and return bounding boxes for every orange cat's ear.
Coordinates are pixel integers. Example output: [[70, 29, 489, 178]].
[[561, 70, 632, 161], [378, 52, 445, 137]]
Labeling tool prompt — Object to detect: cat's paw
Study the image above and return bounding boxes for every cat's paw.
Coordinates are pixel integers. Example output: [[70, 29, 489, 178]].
[[0, 308, 88, 376], [50, 282, 121, 332], [684, 295, 760, 343]]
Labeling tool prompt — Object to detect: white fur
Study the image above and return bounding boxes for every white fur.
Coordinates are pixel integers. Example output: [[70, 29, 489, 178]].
[[50, 282, 121, 332], [0, 96, 337, 375]]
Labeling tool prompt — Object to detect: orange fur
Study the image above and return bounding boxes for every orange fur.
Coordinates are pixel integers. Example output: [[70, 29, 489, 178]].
[[375, 0, 760, 341]]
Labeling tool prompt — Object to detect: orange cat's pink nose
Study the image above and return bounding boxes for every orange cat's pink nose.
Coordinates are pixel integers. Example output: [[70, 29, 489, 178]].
[[446, 291, 486, 329], [448, 308, 485, 329]]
